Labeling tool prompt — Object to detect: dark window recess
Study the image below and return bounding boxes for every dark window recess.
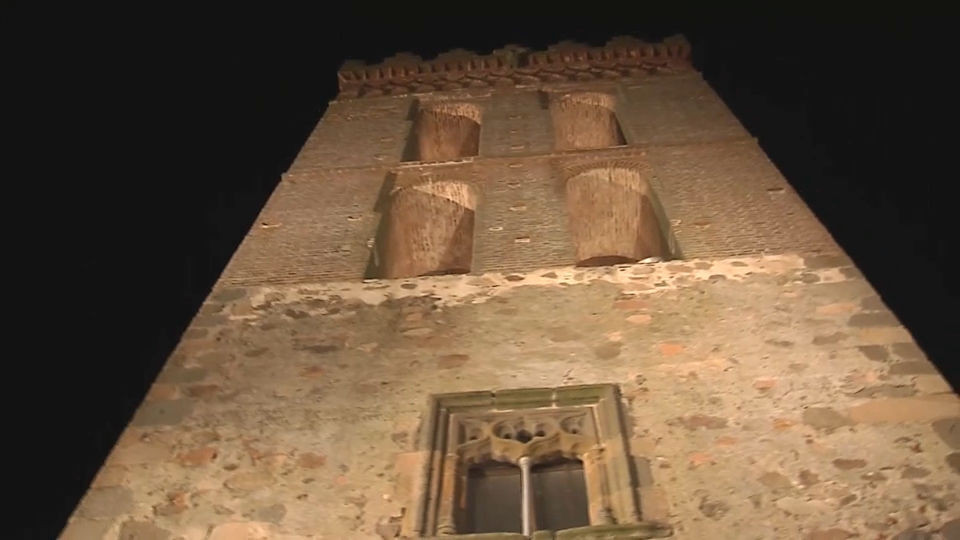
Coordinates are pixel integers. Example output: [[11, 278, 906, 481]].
[[533, 459, 590, 531], [461, 459, 590, 534], [463, 462, 522, 534]]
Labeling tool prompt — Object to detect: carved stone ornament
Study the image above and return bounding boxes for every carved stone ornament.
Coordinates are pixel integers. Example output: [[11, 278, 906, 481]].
[[454, 410, 596, 467], [406, 384, 673, 539], [337, 35, 692, 99]]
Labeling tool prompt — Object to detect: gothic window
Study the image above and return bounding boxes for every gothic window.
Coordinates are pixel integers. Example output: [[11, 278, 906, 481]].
[[405, 384, 672, 539], [464, 458, 590, 534]]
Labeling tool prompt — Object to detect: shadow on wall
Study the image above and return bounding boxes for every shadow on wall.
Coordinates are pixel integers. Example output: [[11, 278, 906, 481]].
[[403, 101, 483, 162], [565, 166, 672, 267], [368, 176, 478, 279], [547, 92, 626, 151]]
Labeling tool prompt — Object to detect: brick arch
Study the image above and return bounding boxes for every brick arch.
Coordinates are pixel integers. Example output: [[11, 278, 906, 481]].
[[564, 166, 668, 267], [380, 180, 478, 278], [409, 102, 482, 162], [548, 92, 625, 151]]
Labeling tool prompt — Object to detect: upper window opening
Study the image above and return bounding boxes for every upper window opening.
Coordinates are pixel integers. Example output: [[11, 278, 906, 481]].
[[548, 92, 626, 151], [404, 102, 482, 162]]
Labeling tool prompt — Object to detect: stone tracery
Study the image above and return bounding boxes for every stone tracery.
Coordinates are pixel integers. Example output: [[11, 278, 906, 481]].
[[452, 410, 596, 467]]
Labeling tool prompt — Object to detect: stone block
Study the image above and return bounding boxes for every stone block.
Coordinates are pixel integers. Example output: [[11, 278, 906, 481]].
[[629, 437, 656, 457], [117, 520, 173, 539], [914, 375, 953, 394], [638, 486, 671, 523], [848, 312, 899, 327], [554, 522, 673, 539], [857, 327, 913, 345], [554, 385, 607, 407], [207, 522, 272, 540], [59, 518, 114, 540], [633, 457, 655, 486], [847, 395, 960, 424], [421, 535, 526, 540], [435, 391, 495, 412], [803, 254, 852, 269], [494, 387, 556, 409], [392, 451, 425, 502], [932, 417, 960, 449], [77, 486, 133, 519], [129, 399, 196, 427]]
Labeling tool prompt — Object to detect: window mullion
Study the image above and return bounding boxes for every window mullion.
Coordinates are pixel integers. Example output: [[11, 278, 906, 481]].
[[519, 456, 533, 536]]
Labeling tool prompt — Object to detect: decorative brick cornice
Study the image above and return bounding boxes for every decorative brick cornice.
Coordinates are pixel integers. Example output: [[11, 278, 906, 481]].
[[337, 35, 692, 99]]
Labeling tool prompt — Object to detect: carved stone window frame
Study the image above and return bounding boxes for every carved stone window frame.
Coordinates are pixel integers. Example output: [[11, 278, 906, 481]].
[[406, 384, 672, 539]]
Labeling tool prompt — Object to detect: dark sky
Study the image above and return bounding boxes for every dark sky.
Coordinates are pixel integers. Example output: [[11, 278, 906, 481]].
[[17, 18, 953, 538]]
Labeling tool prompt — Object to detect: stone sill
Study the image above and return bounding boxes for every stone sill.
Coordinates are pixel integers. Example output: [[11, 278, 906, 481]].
[[417, 522, 673, 540]]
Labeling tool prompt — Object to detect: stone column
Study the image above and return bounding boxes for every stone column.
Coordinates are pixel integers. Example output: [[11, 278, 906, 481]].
[[435, 453, 461, 535], [581, 449, 613, 526]]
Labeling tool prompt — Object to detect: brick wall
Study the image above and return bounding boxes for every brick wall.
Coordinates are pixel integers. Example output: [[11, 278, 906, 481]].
[[477, 91, 555, 157], [219, 71, 841, 286], [646, 140, 838, 259], [617, 75, 749, 145], [287, 99, 415, 172]]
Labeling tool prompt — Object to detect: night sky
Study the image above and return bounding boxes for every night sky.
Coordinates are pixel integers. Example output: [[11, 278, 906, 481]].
[[19, 19, 953, 538]]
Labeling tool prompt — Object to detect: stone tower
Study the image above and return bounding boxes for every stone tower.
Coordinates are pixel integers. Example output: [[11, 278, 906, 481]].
[[62, 36, 959, 540]]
